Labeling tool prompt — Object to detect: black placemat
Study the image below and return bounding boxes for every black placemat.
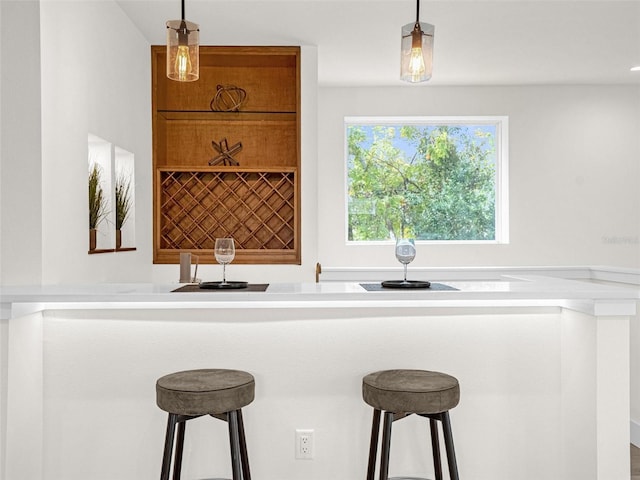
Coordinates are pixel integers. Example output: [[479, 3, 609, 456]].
[[199, 281, 248, 290], [360, 282, 458, 292], [172, 284, 269, 293]]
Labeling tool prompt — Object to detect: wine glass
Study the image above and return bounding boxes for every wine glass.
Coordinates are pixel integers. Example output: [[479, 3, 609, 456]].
[[395, 239, 416, 283], [214, 238, 235, 284]]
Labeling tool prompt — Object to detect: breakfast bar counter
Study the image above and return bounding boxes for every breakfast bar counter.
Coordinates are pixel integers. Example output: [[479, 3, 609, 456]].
[[1, 275, 637, 480], [1, 274, 637, 317]]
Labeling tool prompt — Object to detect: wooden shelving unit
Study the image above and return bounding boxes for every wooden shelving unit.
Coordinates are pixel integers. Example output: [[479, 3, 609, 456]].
[[152, 46, 301, 264]]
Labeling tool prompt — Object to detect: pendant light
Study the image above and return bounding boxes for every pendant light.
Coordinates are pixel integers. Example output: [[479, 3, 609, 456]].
[[400, 0, 434, 83], [166, 0, 199, 82]]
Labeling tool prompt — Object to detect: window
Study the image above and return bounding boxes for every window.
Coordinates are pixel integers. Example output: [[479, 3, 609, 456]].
[[345, 116, 508, 243]]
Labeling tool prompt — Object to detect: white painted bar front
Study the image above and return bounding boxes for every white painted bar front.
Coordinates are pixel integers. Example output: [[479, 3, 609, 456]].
[[1, 277, 635, 480]]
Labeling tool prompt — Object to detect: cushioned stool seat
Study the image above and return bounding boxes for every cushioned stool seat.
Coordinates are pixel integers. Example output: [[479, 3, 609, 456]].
[[157, 369, 255, 415], [363, 369, 459, 414], [363, 369, 460, 480], [156, 369, 255, 480]]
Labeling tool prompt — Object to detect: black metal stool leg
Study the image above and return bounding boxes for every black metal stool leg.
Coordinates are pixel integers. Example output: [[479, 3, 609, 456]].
[[379, 412, 394, 480], [161, 413, 178, 480], [366, 409, 381, 480], [237, 409, 252, 480], [429, 418, 443, 480], [441, 411, 459, 480], [172, 420, 186, 480], [228, 410, 243, 480]]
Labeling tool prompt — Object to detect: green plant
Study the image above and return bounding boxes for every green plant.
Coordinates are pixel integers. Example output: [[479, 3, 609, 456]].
[[89, 163, 108, 229], [115, 173, 132, 230]]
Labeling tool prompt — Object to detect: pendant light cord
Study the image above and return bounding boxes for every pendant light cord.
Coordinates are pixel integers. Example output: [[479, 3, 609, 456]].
[[181, 0, 185, 21], [415, 0, 420, 24]]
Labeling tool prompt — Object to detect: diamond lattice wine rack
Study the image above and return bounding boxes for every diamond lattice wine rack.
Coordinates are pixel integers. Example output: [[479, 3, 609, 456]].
[[152, 46, 301, 264]]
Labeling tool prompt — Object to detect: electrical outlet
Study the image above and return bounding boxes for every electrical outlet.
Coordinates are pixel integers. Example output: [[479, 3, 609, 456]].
[[295, 429, 314, 459]]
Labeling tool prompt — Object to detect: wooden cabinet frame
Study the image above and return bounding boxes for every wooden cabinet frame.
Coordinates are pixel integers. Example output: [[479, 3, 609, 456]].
[[152, 46, 301, 264]]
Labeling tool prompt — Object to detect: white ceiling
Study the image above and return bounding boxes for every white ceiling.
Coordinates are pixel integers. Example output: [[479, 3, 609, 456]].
[[115, 0, 640, 86]]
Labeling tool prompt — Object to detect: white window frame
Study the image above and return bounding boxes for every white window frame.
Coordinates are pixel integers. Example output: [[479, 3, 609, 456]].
[[344, 116, 509, 244]]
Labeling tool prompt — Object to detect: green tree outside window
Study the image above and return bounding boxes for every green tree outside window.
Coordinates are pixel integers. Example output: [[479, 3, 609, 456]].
[[347, 121, 500, 242]]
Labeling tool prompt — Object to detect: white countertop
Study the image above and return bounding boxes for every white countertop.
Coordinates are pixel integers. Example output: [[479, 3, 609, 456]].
[[1, 274, 638, 319]]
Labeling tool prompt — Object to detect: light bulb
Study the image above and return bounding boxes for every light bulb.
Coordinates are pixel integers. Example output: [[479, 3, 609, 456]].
[[408, 47, 426, 79], [175, 45, 192, 81], [166, 18, 199, 82]]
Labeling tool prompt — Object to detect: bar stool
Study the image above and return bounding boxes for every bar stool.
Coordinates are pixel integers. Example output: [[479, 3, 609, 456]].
[[363, 369, 460, 480], [156, 368, 255, 480]]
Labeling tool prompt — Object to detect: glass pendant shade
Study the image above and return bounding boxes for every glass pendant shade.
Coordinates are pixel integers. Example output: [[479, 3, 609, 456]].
[[400, 21, 434, 83], [166, 19, 199, 82]]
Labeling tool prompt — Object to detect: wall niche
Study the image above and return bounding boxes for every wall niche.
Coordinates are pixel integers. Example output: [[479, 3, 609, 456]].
[[88, 133, 136, 253]]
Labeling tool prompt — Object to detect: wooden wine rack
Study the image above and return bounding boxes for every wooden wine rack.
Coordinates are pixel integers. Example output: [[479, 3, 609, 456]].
[[152, 46, 301, 264], [156, 168, 297, 264]]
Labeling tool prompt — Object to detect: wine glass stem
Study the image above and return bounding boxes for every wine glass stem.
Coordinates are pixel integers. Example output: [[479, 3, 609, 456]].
[[403, 263, 408, 282], [223, 263, 227, 283]]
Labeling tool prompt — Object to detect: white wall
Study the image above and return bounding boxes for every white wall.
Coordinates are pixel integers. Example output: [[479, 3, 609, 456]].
[[632, 305, 640, 445], [318, 85, 640, 270], [39, 0, 152, 284], [0, 1, 43, 285], [0, 2, 42, 475], [0, 0, 3, 284]]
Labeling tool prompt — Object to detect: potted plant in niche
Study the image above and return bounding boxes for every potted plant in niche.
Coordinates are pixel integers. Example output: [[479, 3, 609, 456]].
[[88, 163, 108, 251], [115, 173, 132, 249]]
